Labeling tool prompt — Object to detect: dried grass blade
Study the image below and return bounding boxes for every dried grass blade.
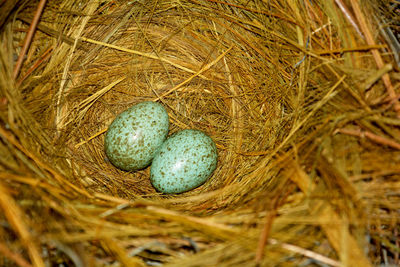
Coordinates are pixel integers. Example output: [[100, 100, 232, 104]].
[[56, 2, 99, 131], [0, 126, 91, 198], [94, 192, 130, 204], [81, 7, 137, 66], [17, 17, 84, 49], [288, 161, 373, 267], [268, 239, 341, 267], [61, 76, 124, 130], [0, 241, 32, 267], [75, 128, 107, 149], [146, 205, 239, 240], [0, 172, 65, 195], [17, 45, 53, 86], [314, 44, 386, 55], [350, 0, 400, 116], [101, 238, 145, 267], [0, 182, 45, 267], [78, 78, 125, 109], [317, 203, 372, 267], [334, 0, 364, 39], [272, 75, 346, 158], [79, 36, 205, 78], [154, 45, 234, 100], [362, 64, 393, 91]]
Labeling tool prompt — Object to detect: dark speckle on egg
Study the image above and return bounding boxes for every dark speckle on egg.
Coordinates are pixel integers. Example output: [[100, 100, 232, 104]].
[[104, 101, 169, 171], [150, 129, 218, 194]]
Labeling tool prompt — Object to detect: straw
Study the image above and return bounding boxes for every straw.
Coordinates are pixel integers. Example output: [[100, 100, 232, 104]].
[[1, 0, 399, 266]]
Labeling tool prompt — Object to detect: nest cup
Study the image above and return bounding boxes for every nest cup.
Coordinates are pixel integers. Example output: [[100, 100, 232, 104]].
[[1, 0, 400, 266], [23, 1, 287, 202]]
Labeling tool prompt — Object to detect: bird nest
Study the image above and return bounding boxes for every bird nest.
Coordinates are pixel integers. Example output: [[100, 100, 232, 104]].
[[0, 0, 399, 266]]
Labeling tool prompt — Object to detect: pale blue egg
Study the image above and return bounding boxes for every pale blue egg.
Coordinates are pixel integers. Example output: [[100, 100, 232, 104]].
[[150, 129, 218, 194], [104, 101, 169, 171]]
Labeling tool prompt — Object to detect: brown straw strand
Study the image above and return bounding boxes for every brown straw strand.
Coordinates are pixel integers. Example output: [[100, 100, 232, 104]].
[[255, 204, 277, 266], [350, 0, 400, 116], [336, 127, 400, 150], [17, 45, 53, 86], [13, 0, 47, 80]]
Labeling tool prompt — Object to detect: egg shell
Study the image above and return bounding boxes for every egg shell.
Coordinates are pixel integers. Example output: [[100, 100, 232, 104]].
[[150, 129, 218, 194], [104, 101, 169, 171]]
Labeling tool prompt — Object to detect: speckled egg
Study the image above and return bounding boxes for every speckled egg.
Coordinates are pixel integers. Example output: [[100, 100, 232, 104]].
[[104, 101, 169, 171], [150, 129, 218, 194]]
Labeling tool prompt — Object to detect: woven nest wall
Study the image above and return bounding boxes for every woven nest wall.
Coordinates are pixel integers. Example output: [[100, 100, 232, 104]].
[[0, 0, 399, 266]]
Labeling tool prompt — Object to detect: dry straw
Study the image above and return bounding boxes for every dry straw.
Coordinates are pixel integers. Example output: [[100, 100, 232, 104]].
[[0, 0, 399, 266]]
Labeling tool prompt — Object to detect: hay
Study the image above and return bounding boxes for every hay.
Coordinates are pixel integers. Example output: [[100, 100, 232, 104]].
[[0, 0, 399, 266]]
